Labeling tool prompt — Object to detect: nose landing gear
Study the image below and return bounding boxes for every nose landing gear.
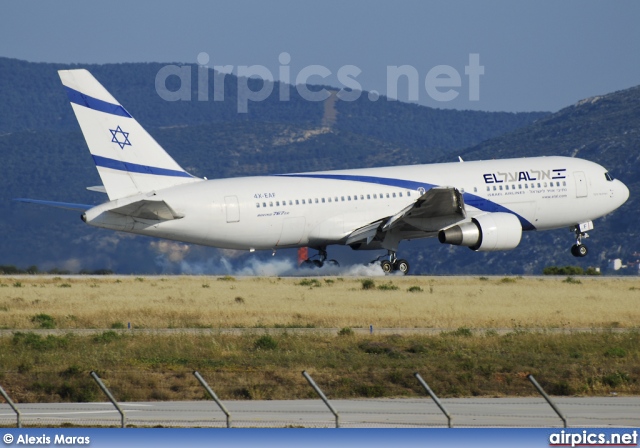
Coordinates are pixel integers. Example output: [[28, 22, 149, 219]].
[[570, 221, 593, 258]]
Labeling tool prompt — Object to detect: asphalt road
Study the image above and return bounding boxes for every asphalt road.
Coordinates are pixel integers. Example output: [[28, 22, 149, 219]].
[[1, 397, 638, 428]]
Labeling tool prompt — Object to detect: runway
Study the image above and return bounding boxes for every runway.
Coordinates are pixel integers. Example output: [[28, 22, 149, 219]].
[[1, 397, 638, 428]]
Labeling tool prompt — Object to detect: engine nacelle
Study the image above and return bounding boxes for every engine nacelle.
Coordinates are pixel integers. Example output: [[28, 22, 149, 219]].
[[438, 212, 522, 252]]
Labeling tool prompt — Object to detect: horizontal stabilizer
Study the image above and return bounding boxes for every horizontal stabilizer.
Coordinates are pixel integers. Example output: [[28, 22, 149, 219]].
[[109, 199, 184, 221], [13, 198, 93, 212]]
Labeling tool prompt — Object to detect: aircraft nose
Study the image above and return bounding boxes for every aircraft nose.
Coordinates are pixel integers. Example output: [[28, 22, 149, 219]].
[[615, 179, 630, 206]]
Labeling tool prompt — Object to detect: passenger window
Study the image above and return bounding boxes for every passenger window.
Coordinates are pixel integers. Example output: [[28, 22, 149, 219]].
[[348, 196, 351, 201], [341, 196, 345, 201], [322, 198, 325, 203], [399, 192, 403, 197], [302, 199, 306, 204], [537, 183, 541, 188], [373, 194, 377, 199], [295, 200, 299, 205], [367, 194, 371, 199], [353, 195, 357, 201], [360, 195, 364, 200], [386, 193, 390, 198], [289, 200, 293, 205], [276, 201, 280, 206], [328, 197, 332, 203], [256, 203, 260, 208], [269, 202, 273, 207], [563, 181, 566, 186], [407, 191, 411, 197], [499, 186, 503, 191], [473, 187, 477, 193], [392, 192, 396, 198], [487, 186, 490, 192], [263, 202, 267, 207], [315, 198, 318, 203]]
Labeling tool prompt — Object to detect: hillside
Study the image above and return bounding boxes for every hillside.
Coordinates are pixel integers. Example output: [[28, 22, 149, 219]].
[[5, 57, 636, 275]]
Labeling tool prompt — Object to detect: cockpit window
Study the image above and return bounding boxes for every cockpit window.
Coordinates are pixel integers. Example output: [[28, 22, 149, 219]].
[[605, 172, 614, 181]]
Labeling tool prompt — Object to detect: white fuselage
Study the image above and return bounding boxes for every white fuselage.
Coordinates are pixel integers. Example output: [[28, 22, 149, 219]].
[[83, 156, 629, 252]]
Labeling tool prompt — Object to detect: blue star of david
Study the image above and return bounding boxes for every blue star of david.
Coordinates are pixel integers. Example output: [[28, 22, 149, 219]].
[[110, 125, 131, 149]]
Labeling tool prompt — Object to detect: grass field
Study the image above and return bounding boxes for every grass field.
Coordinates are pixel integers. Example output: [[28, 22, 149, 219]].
[[1, 275, 639, 330], [0, 275, 638, 403]]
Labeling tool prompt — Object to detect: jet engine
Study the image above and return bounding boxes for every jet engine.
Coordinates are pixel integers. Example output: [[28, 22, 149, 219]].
[[438, 212, 522, 252]]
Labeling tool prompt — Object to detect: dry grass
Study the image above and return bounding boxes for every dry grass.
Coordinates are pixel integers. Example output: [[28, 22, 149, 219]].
[[0, 331, 638, 402], [1, 276, 639, 330]]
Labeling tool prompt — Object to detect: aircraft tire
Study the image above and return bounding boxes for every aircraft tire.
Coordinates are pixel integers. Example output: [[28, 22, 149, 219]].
[[395, 259, 410, 275], [380, 260, 393, 273], [577, 244, 588, 257], [571, 244, 588, 257]]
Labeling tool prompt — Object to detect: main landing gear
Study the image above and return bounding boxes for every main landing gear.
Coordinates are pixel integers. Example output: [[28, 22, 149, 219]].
[[300, 247, 339, 268], [570, 222, 593, 258], [371, 250, 410, 275]]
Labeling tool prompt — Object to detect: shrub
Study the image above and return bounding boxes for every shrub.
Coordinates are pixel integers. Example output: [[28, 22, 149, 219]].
[[31, 313, 56, 329], [563, 276, 582, 284], [217, 276, 236, 281], [443, 327, 473, 337], [543, 266, 584, 275], [298, 279, 321, 287], [407, 286, 423, 292], [604, 347, 627, 358], [254, 335, 278, 350], [602, 371, 629, 388], [338, 327, 354, 336], [12, 332, 68, 351], [361, 279, 375, 290], [377, 283, 399, 291], [110, 322, 126, 329], [93, 331, 121, 344]]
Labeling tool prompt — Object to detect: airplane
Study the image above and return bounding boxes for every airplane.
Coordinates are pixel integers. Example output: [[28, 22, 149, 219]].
[[16, 69, 630, 275]]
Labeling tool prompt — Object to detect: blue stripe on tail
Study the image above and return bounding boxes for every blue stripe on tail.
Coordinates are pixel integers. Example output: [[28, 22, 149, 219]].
[[64, 87, 132, 118], [93, 155, 193, 178]]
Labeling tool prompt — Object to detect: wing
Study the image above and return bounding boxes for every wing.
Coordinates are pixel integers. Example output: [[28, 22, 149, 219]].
[[345, 187, 466, 245]]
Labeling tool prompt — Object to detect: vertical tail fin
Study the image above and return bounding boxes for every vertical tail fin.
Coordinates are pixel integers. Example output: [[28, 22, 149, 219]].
[[59, 69, 199, 200]]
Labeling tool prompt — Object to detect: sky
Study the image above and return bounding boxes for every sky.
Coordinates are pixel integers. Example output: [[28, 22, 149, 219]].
[[1, 0, 639, 112]]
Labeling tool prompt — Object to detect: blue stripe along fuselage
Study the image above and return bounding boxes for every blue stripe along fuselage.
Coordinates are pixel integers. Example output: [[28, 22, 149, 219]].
[[64, 87, 132, 118], [93, 155, 193, 178], [275, 173, 536, 231]]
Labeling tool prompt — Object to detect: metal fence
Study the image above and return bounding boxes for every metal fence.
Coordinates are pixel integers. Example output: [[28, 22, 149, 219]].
[[1, 372, 638, 428]]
